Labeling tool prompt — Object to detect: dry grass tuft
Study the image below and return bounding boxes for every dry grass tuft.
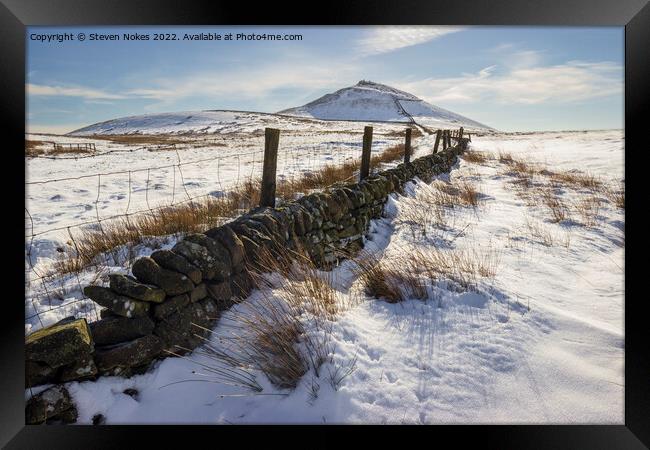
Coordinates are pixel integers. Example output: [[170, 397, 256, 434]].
[[461, 150, 491, 164], [397, 178, 483, 238], [547, 171, 603, 190], [87, 134, 188, 146], [353, 252, 427, 303], [524, 217, 556, 246], [25, 140, 48, 156], [605, 183, 625, 209], [573, 194, 602, 227], [355, 242, 500, 301], [498, 151, 515, 165], [539, 186, 570, 223], [457, 180, 481, 207], [409, 244, 500, 291], [208, 245, 344, 389]]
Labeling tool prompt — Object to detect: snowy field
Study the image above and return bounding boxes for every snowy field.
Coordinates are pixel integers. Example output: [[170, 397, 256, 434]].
[[25, 122, 440, 332], [26, 129, 624, 424]]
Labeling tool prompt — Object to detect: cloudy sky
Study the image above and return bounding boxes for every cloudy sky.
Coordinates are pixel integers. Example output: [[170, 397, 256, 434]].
[[27, 26, 623, 133]]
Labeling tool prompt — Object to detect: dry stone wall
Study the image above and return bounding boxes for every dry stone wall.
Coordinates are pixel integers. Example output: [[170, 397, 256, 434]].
[[24, 140, 468, 424]]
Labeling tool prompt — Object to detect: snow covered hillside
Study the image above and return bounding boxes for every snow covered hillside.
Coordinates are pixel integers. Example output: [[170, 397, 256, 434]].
[[30, 130, 623, 424], [279, 80, 493, 131], [69, 110, 378, 136], [68, 81, 493, 137]]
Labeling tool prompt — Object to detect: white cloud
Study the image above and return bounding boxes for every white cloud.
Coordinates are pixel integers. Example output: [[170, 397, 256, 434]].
[[26, 83, 126, 100], [356, 26, 464, 56], [123, 62, 361, 110], [27, 61, 360, 110], [395, 60, 622, 105]]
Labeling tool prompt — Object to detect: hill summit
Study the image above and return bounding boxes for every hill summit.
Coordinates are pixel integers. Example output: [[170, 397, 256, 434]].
[[278, 80, 492, 130]]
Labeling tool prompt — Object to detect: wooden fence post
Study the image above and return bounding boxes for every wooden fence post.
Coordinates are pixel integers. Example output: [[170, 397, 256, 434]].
[[442, 130, 448, 150], [446, 130, 452, 148], [360, 126, 373, 181], [260, 127, 280, 207], [404, 128, 412, 163], [433, 129, 442, 153], [459, 127, 464, 141]]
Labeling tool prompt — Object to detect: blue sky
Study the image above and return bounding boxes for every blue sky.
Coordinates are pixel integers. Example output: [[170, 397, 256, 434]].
[[26, 26, 623, 133]]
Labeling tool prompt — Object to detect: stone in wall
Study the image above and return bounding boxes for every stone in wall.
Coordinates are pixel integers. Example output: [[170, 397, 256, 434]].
[[89, 314, 155, 346], [26, 385, 77, 425], [108, 274, 166, 303], [83, 285, 150, 318], [150, 249, 203, 285], [153, 301, 213, 353], [25, 318, 94, 387], [189, 283, 208, 303], [204, 224, 246, 269], [131, 256, 195, 295], [58, 353, 98, 383], [152, 293, 190, 320], [94, 334, 163, 376], [183, 233, 233, 281]]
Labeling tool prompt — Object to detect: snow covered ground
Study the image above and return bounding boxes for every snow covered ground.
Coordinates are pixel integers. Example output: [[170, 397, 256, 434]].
[[25, 125, 440, 333], [33, 129, 623, 424]]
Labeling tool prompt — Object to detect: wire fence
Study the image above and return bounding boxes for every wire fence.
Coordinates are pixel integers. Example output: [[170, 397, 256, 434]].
[[24, 130, 405, 330]]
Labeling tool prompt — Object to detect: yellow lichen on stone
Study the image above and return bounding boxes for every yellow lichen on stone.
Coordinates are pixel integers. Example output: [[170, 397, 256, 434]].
[[26, 319, 92, 346]]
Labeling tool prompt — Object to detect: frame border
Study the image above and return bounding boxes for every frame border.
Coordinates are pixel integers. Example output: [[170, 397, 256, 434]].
[[2, 0, 647, 447]]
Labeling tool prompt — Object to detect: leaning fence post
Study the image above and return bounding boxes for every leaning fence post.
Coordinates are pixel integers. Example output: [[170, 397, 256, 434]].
[[360, 126, 373, 181], [404, 128, 412, 163], [260, 127, 280, 207], [442, 130, 448, 150], [433, 129, 442, 154]]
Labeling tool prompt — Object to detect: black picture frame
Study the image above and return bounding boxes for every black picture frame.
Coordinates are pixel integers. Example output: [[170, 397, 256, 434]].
[[2, 0, 646, 447]]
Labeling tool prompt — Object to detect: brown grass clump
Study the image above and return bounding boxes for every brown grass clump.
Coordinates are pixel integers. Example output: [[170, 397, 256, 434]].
[[397, 178, 483, 238], [353, 251, 427, 303], [25, 140, 48, 156], [410, 244, 500, 291], [605, 183, 625, 209], [26, 139, 97, 156], [461, 150, 491, 164], [196, 245, 342, 390], [49, 196, 240, 277], [249, 245, 344, 320], [498, 151, 515, 165], [458, 180, 481, 207], [573, 194, 602, 227], [354, 242, 500, 301], [539, 186, 570, 223], [88, 134, 188, 146], [524, 217, 556, 247], [547, 171, 603, 190]]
